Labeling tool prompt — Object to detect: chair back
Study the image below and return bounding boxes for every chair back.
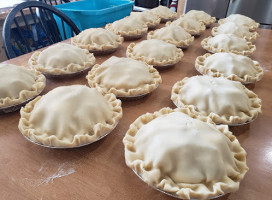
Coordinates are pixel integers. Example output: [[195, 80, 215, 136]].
[[40, 0, 70, 6], [2, 1, 80, 59]]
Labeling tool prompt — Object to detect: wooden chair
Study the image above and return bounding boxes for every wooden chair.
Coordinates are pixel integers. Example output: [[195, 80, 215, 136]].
[[2, 1, 80, 59]]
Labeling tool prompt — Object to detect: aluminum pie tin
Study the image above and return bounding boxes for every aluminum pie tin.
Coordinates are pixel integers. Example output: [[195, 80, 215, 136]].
[[132, 169, 227, 200], [42, 66, 92, 79], [89, 46, 120, 56], [22, 121, 119, 149]]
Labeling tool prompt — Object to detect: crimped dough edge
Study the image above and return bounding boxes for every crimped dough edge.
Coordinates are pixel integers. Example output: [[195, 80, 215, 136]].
[[211, 27, 259, 42], [182, 14, 216, 26], [29, 49, 96, 75], [71, 31, 124, 51], [218, 18, 260, 31], [171, 77, 262, 125], [105, 23, 148, 37], [19, 91, 123, 148], [147, 30, 194, 48], [126, 42, 184, 66], [166, 19, 206, 35], [195, 53, 264, 84], [86, 63, 162, 97], [201, 36, 256, 56], [123, 106, 248, 199], [0, 69, 46, 108]]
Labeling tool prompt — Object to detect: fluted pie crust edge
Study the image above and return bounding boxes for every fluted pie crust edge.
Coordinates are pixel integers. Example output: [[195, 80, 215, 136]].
[[105, 23, 148, 38], [123, 106, 248, 199], [195, 53, 264, 84], [218, 19, 260, 31], [0, 70, 46, 108], [86, 64, 162, 97], [171, 77, 262, 125], [19, 92, 122, 148], [201, 36, 256, 56]]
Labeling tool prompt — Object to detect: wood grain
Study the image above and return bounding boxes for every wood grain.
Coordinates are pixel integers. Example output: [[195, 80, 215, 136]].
[[1, 24, 272, 200]]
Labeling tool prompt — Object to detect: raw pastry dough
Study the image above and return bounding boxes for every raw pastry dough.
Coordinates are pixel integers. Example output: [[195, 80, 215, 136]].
[[87, 56, 161, 97], [184, 10, 216, 26], [126, 39, 183, 67], [219, 14, 259, 31], [130, 11, 161, 29], [123, 107, 248, 199], [71, 28, 123, 53], [166, 16, 206, 35], [19, 85, 122, 148], [0, 64, 45, 108], [195, 53, 263, 83], [201, 34, 256, 56], [29, 43, 95, 75], [147, 25, 194, 48], [149, 5, 177, 22], [171, 76, 262, 125], [212, 22, 259, 41]]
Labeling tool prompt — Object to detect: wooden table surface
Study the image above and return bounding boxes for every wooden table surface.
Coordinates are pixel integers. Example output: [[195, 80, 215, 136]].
[[1, 24, 272, 200]]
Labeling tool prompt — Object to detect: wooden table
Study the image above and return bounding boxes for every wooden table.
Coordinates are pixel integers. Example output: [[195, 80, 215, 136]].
[[1, 25, 272, 200]]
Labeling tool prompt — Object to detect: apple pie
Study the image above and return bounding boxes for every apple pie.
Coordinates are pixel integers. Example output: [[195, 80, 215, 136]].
[[149, 5, 177, 22], [184, 10, 216, 27], [219, 14, 259, 31]]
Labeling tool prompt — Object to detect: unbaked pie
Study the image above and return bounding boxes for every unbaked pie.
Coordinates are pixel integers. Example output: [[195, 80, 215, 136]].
[[218, 14, 260, 31], [19, 85, 122, 148], [147, 25, 194, 48], [105, 17, 148, 40], [166, 16, 206, 35], [86, 56, 162, 98], [123, 106, 248, 199], [212, 22, 259, 41], [171, 76, 262, 125], [71, 28, 123, 55], [201, 34, 256, 56], [149, 5, 177, 22], [29, 43, 96, 78], [184, 10, 216, 27], [195, 53, 263, 84], [0, 64, 46, 113], [126, 39, 184, 68], [130, 11, 161, 29]]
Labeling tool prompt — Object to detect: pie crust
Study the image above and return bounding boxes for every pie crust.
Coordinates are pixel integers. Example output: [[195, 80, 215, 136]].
[[171, 76, 262, 125], [29, 43, 96, 76], [149, 5, 177, 22], [166, 16, 206, 35], [130, 11, 161, 29], [126, 39, 184, 67], [86, 56, 162, 97], [123, 106, 248, 199], [19, 85, 122, 148], [71, 28, 124, 54], [212, 22, 259, 42], [184, 10, 216, 27], [218, 14, 260, 31], [0, 64, 46, 109], [147, 25, 194, 48], [105, 17, 148, 40], [201, 34, 256, 56], [195, 53, 263, 84]]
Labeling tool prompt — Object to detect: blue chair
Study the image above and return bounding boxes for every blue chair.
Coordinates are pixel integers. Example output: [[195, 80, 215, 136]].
[[2, 1, 80, 59]]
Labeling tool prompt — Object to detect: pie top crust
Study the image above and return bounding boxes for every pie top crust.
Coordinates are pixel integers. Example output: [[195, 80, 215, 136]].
[[126, 39, 184, 66], [147, 25, 194, 48], [71, 28, 124, 51], [149, 5, 177, 22], [184, 10, 216, 26], [201, 34, 256, 56], [105, 17, 148, 37], [195, 53, 263, 84], [166, 16, 206, 35], [218, 14, 260, 31], [86, 56, 162, 97], [19, 85, 122, 148], [171, 76, 262, 125], [29, 43, 96, 75], [130, 11, 161, 29], [123, 106, 248, 199], [0, 64, 46, 108], [212, 22, 259, 41]]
